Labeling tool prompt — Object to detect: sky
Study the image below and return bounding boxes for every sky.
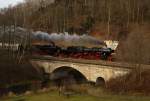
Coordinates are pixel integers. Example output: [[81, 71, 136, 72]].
[[0, 0, 24, 8]]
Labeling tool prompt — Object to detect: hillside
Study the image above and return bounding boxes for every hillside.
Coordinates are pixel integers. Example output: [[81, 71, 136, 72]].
[[0, 0, 150, 39]]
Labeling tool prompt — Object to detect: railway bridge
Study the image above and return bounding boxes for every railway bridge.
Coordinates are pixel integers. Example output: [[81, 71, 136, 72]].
[[30, 56, 150, 84]]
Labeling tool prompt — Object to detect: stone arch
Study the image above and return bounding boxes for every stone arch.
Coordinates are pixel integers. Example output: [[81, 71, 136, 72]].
[[50, 66, 88, 84], [95, 77, 106, 87]]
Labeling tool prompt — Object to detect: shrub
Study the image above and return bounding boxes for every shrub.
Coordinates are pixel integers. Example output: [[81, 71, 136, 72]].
[[107, 69, 150, 94]]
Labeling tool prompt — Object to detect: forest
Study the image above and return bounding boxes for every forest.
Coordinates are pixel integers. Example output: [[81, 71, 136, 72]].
[[0, 0, 150, 37]]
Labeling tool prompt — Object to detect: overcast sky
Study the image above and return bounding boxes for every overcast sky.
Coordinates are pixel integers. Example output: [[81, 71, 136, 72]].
[[0, 0, 24, 8]]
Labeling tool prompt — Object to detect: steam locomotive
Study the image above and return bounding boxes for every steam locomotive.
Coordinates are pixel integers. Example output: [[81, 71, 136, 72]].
[[32, 43, 114, 61]]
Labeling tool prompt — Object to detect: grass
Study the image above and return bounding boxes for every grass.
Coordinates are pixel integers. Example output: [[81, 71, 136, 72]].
[[1, 91, 150, 101]]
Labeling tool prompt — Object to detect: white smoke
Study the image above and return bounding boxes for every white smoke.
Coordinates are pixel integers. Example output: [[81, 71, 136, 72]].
[[33, 31, 106, 48], [0, 26, 106, 47]]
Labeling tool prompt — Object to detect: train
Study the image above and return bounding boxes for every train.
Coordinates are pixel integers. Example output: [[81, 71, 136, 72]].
[[31, 42, 114, 61]]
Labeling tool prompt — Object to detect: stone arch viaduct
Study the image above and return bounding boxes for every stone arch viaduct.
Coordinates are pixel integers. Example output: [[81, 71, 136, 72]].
[[30, 56, 150, 83]]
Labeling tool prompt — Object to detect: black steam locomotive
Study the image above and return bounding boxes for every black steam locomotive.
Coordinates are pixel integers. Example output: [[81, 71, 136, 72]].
[[32, 44, 114, 61]]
